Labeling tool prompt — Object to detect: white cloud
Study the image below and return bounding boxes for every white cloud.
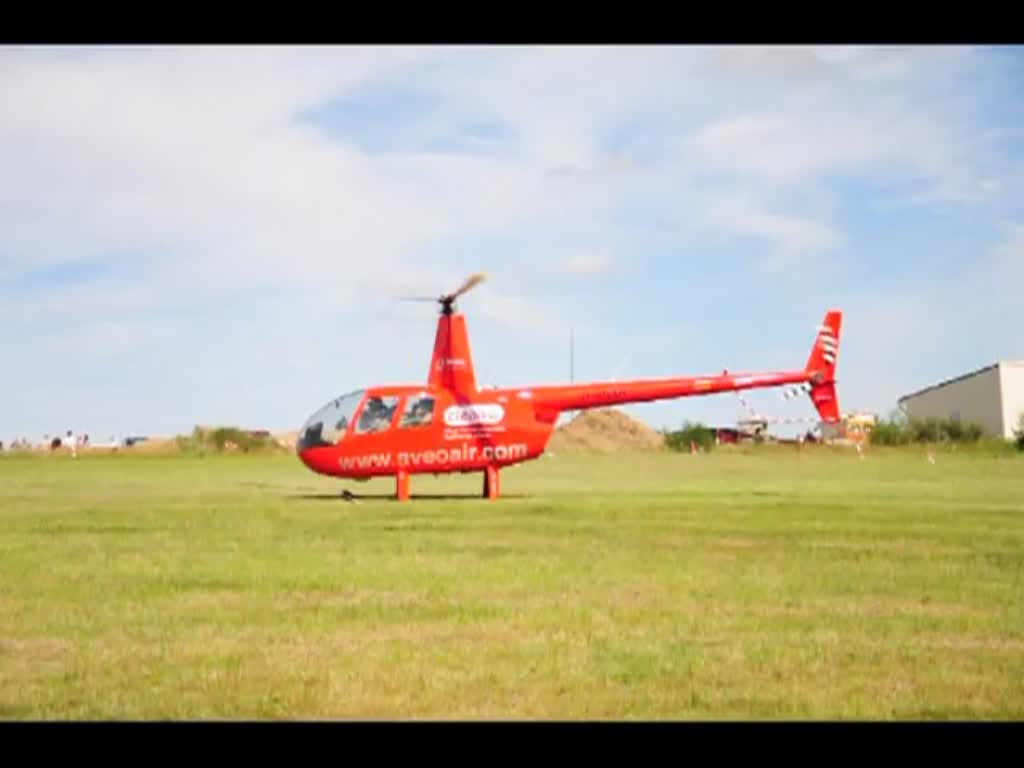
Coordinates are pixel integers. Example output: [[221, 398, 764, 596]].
[[692, 112, 876, 185], [562, 252, 612, 275], [1, 45, 1019, 437], [0, 47, 448, 292], [704, 46, 837, 81], [476, 290, 568, 335], [1, 44, 998, 289], [702, 193, 841, 269], [688, 103, 979, 206]]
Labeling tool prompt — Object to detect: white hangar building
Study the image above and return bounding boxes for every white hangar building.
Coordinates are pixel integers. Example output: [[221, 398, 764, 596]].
[[897, 361, 1024, 440]]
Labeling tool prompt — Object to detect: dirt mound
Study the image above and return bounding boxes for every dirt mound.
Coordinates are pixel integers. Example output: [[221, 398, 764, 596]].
[[547, 408, 666, 453]]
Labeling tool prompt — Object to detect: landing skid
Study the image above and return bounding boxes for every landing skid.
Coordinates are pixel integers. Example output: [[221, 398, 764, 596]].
[[390, 467, 501, 501]]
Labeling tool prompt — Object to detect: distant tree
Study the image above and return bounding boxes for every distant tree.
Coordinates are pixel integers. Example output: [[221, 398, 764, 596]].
[[870, 417, 910, 446], [663, 421, 716, 452], [869, 415, 984, 446]]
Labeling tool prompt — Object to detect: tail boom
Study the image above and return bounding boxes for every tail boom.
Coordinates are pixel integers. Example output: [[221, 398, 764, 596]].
[[528, 369, 811, 414], [529, 309, 843, 425]]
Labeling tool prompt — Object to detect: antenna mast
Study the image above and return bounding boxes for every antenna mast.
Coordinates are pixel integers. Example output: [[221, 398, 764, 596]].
[[570, 326, 574, 383]]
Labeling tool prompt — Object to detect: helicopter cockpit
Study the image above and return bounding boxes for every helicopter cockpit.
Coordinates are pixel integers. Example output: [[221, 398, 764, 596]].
[[296, 390, 439, 451], [296, 390, 364, 450]]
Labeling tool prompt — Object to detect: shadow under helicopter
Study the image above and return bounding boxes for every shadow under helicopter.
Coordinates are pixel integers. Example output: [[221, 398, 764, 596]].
[[288, 491, 527, 502]]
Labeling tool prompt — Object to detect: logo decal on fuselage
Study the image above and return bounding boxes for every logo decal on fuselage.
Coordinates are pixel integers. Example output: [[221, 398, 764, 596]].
[[435, 358, 467, 371], [443, 403, 505, 427]]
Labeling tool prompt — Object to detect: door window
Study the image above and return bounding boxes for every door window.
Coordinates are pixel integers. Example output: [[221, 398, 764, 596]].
[[354, 395, 399, 434], [399, 394, 436, 428]]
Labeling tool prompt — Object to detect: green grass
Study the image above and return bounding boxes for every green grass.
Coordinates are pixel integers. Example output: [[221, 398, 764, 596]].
[[2, 445, 1023, 720]]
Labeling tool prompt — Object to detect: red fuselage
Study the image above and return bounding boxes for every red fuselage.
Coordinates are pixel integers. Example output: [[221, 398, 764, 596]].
[[297, 383, 555, 479], [296, 307, 843, 488]]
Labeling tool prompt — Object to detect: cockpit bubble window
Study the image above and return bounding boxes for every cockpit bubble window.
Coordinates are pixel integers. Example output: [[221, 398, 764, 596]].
[[297, 389, 364, 450], [355, 395, 399, 434], [399, 394, 435, 428]]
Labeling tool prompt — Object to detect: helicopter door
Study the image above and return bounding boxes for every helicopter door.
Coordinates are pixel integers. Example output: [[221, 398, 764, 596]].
[[353, 395, 400, 435], [397, 394, 436, 429]]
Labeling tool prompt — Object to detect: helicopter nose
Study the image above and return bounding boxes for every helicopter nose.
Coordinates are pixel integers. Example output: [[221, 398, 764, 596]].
[[295, 441, 338, 477], [295, 419, 337, 472], [296, 420, 326, 453]]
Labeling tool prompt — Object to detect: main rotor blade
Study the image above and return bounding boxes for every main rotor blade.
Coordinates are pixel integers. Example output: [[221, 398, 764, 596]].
[[450, 272, 486, 300], [399, 296, 441, 302]]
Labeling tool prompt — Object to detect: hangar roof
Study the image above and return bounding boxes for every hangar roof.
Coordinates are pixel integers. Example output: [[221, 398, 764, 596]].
[[898, 362, 1002, 405]]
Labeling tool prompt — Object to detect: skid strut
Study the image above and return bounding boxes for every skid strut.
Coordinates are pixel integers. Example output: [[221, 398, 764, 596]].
[[483, 466, 500, 500]]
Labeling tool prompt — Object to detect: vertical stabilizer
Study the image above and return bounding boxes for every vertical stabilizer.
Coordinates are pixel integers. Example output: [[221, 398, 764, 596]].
[[805, 310, 842, 423]]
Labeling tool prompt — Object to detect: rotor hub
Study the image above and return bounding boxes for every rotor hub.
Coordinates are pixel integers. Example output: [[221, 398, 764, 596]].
[[401, 272, 486, 316]]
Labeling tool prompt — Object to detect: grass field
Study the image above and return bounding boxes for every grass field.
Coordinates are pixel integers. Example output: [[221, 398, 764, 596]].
[[2, 445, 1023, 719]]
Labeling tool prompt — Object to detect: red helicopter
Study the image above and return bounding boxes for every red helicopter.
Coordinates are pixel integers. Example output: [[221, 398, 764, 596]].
[[296, 273, 843, 501]]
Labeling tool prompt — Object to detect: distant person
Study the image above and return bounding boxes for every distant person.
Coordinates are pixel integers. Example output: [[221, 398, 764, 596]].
[[66, 430, 77, 458]]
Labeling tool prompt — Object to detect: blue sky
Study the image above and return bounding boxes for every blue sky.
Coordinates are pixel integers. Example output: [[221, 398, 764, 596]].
[[2, 45, 1023, 442]]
